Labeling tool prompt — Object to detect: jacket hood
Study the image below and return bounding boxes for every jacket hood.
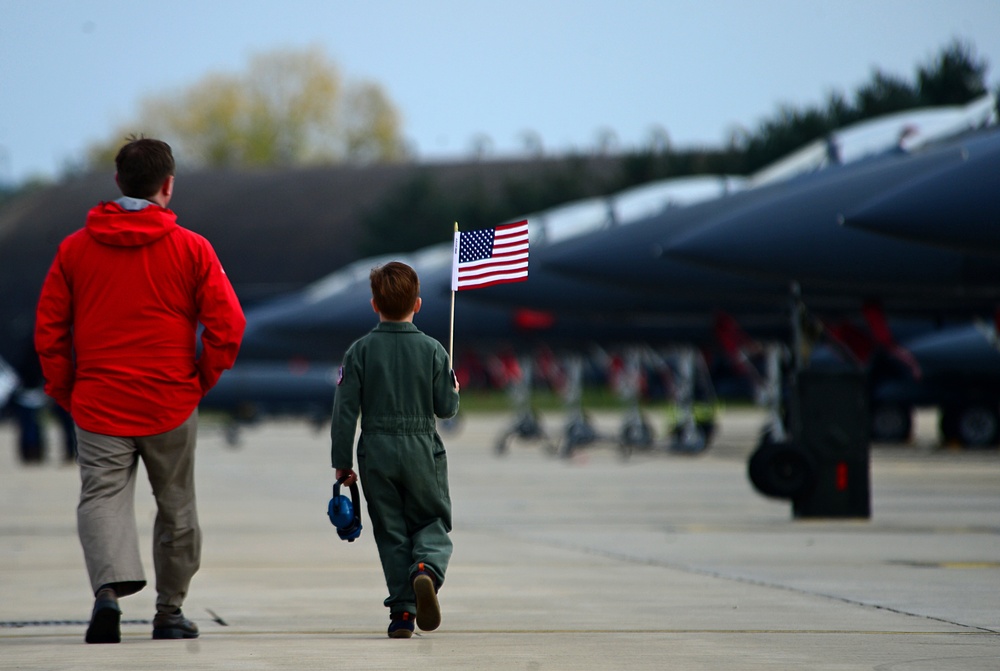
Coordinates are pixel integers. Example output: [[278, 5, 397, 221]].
[[85, 201, 178, 247]]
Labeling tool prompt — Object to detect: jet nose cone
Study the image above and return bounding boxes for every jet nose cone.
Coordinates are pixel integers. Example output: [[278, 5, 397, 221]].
[[842, 146, 1000, 255]]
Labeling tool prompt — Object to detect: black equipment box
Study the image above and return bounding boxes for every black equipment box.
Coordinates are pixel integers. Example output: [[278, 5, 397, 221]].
[[788, 370, 871, 519]]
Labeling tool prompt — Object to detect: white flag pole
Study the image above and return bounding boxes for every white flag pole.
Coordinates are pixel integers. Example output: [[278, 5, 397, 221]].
[[449, 222, 459, 369]]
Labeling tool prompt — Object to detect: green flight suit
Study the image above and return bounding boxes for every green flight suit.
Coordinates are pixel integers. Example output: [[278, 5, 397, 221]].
[[330, 321, 460, 615]]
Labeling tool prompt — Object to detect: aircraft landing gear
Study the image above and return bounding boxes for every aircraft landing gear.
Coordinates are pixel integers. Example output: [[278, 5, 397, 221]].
[[670, 418, 715, 454], [495, 407, 555, 455], [666, 347, 716, 455], [613, 349, 653, 461], [617, 407, 654, 461], [558, 408, 601, 458], [939, 401, 1000, 448], [869, 402, 913, 444], [494, 356, 556, 456], [554, 355, 606, 458]]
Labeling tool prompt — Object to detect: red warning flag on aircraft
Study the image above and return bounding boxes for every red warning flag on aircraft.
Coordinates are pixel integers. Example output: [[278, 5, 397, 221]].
[[451, 220, 529, 291]]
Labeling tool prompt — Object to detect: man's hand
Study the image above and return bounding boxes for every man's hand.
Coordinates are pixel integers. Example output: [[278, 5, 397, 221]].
[[336, 468, 358, 487]]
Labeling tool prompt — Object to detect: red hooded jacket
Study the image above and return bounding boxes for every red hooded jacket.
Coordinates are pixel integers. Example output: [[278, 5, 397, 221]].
[[35, 200, 246, 436]]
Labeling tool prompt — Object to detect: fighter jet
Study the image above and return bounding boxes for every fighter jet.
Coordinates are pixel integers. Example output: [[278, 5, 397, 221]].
[[200, 359, 339, 445], [655, 129, 1000, 449], [869, 322, 1000, 447], [536, 94, 998, 310], [807, 316, 1000, 447], [447, 175, 792, 322], [841, 134, 1000, 255], [517, 99, 999, 451], [664, 128, 1000, 306], [172, 98, 998, 461], [539, 134, 1000, 329]]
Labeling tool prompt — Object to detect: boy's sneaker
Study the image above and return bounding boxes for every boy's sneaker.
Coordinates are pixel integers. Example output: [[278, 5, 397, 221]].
[[152, 609, 199, 639], [85, 587, 121, 644], [412, 563, 441, 632], [387, 612, 414, 638]]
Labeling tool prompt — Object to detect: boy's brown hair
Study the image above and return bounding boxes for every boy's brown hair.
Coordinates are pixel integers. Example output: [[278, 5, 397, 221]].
[[370, 261, 420, 320], [115, 136, 175, 199]]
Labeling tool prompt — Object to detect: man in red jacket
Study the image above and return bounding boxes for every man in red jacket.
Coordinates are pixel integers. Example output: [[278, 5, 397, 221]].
[[35, 137, 246, 644]]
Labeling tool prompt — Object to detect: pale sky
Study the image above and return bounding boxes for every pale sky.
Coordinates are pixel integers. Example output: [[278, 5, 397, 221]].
[[2, 0, 999, 185]]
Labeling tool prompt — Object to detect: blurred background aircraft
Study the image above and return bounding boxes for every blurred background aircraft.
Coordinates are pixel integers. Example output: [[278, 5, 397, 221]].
[[223, 95, 1000, 453], [3, 93, 999, 459]]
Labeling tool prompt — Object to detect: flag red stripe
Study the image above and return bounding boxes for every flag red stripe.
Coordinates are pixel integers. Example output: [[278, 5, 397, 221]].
[[459, 265, 528, 280], [457, 251, 528, 271], [458, 253, 528, 270]]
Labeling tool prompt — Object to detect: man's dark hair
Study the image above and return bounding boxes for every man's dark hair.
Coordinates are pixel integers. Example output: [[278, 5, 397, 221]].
[[370, 261, 420, 320], [115, 137, 175, 199]]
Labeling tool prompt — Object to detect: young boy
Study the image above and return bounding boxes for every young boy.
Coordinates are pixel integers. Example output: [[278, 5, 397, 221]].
[[331, 261, 460, 638]]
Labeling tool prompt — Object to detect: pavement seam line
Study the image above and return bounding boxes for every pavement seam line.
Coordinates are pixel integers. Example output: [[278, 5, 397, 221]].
[[501, 532, 1000, 636]]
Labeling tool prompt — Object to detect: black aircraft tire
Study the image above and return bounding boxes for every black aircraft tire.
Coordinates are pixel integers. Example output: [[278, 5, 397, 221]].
[[954, 402, 1000, 448], [747, 442, 817, 500], [870, 403, 913, 444], [669, 421, 715, 454], [620, 418, 654, 448]]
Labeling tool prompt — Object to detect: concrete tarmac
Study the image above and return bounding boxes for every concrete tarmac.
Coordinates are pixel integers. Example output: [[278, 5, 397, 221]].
[[2, 408, 998, 670]]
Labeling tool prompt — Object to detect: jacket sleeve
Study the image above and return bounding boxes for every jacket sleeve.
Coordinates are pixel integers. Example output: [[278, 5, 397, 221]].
[[433, 343, 460, 420], [34, 251, 75, 412], [330, 345, 362, 470], [194, 243, 246, 394]]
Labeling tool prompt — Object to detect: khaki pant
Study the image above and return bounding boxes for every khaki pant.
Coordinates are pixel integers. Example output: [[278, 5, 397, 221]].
[[75, 411, 200, 613]]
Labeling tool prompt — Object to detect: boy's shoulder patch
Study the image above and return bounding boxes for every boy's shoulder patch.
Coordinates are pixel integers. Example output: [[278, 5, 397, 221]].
[[336, 365, 344, 386]]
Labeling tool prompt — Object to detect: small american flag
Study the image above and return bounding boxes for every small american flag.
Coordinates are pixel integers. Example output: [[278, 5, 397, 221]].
[[451, 220, 529, 291]]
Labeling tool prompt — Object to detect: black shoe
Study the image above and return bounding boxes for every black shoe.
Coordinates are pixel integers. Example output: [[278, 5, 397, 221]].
[[85, 588, 121, 644], [387, 612, 415, 639], [412, 563, 441, 632], [152, 610, 199, 639]]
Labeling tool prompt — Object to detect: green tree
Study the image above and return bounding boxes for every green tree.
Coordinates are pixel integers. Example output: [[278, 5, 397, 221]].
[[916, 40, 988, 105], [342, 82, 407, 163], [740, 40, 991, 172], [853, 70, 920, 117], [86, 46, 407, 169]]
